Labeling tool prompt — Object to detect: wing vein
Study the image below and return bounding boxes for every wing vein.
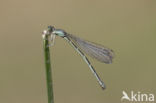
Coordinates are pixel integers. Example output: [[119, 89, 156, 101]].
[[66, 33, 114, 64]]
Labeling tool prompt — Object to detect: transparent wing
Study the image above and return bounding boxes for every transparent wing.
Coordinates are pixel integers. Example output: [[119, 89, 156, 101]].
[[66, 34, 114, 64]]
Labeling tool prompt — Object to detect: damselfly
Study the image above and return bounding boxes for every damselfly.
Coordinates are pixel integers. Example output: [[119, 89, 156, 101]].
[[43, 26, 114, 90]]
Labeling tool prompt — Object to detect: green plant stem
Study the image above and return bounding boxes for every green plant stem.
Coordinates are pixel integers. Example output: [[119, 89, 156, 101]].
[[43, 32, 54, 103]]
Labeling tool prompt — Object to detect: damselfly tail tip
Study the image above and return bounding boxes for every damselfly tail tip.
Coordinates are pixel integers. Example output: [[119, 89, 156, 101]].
[[101, 85, 106, 90], [100, 81, 106, 90]]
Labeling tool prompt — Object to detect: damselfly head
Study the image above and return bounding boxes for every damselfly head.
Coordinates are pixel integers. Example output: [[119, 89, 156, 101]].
[[48, 26, 55, 33]]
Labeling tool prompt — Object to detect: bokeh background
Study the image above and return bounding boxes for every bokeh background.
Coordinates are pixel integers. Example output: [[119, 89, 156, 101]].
[[0, 0, 156, 103]]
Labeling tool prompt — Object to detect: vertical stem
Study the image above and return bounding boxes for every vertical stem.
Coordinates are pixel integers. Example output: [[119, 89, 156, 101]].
[[42, 30, 54, 103]]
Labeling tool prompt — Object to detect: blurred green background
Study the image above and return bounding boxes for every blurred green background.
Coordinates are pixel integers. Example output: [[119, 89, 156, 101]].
[[0, 0, 156, 103]]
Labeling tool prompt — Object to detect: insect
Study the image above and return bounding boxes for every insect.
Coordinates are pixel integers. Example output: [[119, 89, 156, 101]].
[[45, 26, 114, 90]]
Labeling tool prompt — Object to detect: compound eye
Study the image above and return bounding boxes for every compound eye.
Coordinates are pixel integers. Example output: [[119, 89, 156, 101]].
[[48, 26, 55, 32]]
